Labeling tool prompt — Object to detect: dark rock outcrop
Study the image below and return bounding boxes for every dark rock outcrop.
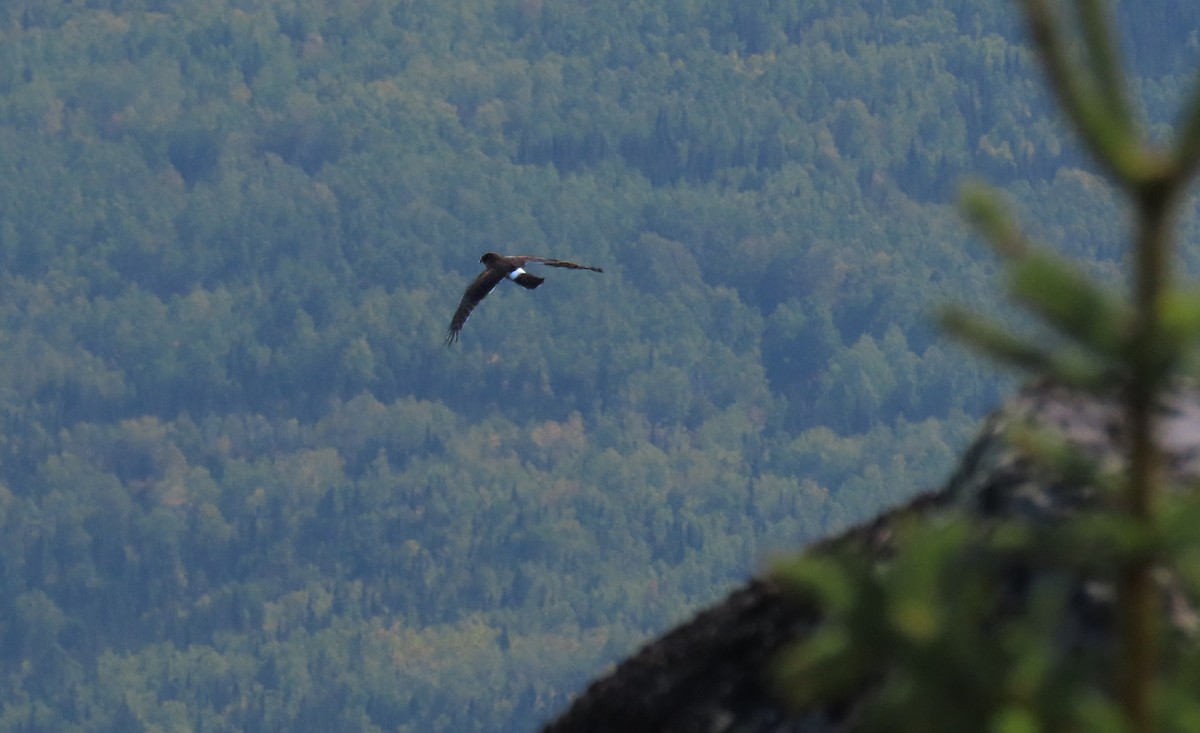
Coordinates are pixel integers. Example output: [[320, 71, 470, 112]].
[[539, 382, 1200, 732]]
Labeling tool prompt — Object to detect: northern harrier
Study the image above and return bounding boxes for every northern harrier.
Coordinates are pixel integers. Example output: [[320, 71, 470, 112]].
[[445, 251, 603, 344]]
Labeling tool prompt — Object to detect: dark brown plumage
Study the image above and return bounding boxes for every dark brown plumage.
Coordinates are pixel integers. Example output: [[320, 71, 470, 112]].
[[445, 252, 603, 344]]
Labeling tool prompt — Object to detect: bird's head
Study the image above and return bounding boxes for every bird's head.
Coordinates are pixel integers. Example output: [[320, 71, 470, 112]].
[[480, 251, 501, 265]]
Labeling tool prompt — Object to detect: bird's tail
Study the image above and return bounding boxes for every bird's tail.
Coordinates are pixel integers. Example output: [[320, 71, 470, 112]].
[[513, 273, 544, 289]]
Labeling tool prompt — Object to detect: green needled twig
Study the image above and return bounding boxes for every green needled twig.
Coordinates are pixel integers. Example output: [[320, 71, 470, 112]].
[[1018, 0, 1150, 183], [959, 182, 1026, 259], [1119, 183, 1176, 733], [1011, 4, 1197, 732], [1074, 0, 1134, 138], [1172, 75, 1200, 183]]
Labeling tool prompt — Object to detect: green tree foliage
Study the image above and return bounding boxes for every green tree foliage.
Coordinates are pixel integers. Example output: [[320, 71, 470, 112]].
[[778, 1, 1200, 731], [0, 0, 1192, 731]]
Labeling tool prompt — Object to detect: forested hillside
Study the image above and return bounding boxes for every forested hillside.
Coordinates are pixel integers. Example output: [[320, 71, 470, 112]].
[[1, 1, 1198, 731]]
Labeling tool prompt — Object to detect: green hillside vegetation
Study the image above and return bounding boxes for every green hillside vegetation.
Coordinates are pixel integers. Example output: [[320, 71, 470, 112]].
[[0, 1, 1197, 731]]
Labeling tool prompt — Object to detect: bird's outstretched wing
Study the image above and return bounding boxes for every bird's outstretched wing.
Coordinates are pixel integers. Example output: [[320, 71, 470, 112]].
[[515, 256, 604, 273], [445, 268, 506, 345]]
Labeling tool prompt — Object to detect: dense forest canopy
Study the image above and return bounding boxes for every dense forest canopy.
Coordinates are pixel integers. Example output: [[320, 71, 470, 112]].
[[0, 1, 1198, 731]]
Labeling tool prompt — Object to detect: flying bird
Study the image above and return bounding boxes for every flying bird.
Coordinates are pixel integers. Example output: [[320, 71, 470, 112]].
[[445, 251, 603, 344]]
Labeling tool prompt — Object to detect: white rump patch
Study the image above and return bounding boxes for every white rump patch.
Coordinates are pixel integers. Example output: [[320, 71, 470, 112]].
[[507, 267, 527, 280]]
